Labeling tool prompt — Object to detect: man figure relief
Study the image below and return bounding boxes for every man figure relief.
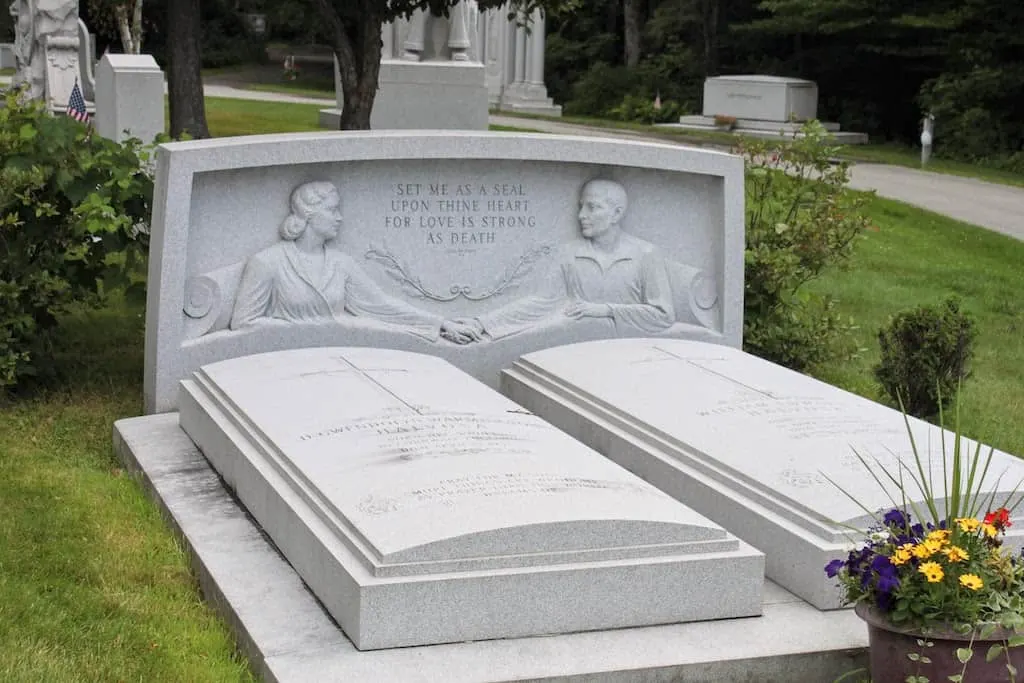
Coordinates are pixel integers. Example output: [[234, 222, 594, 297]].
[[461, 179, 676, 340]]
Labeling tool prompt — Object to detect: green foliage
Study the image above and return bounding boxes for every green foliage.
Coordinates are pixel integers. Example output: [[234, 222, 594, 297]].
[[875, 298, 977, 419], [608, 93, 683, 124], [0, 89, 153, 392], [739, 121, 871, 371], [919, 65, 1024, 172]]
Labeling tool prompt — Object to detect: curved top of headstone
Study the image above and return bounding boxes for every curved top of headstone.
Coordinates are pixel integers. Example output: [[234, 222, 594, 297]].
[[708, 74, 816, 85], [145, 131, 745, 413]]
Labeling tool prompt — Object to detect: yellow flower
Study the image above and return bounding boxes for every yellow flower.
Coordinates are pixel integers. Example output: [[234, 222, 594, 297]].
[[982, 523, 998, 538], [957, 518, 981, 533], [927, 529, 951, 544], [912, 543, 935, 559], [892, 547, 913, 565], [943, 546, 969, 563], [924, 538, 944, 554], [959, 574, 984, 591], [919, 561, 944, 582]]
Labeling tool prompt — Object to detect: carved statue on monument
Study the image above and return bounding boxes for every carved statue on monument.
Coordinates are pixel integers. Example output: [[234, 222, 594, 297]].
[[227, 181, 481, 345], [10, 0, 80, 108], [457, 179, 678, 340], [401, 1, 480, 62]]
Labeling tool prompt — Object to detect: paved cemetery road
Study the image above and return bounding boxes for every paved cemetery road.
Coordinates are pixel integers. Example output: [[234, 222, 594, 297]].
[[491, 114, 1024, 243]]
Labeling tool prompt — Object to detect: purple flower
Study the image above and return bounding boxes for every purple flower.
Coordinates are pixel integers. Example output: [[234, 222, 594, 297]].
[[825, 559, 845, 578], [877, 573, 900, 594], [883, 508, 909, 529]]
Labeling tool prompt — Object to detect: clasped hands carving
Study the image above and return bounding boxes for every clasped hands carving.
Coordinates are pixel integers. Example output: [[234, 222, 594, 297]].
[[438, 301, 613, 345]]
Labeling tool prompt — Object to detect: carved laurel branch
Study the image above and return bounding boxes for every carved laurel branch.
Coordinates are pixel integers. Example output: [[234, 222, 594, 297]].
[[365, 243, 553, 303]]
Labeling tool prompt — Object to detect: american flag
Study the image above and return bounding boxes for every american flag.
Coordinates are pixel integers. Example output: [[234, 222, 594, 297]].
[[66, 80, 89, 123]]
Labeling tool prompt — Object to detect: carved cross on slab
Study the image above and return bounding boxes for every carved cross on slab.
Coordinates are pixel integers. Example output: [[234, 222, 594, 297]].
[[628, 345, 780, 399], [296, 355, 424, 414]]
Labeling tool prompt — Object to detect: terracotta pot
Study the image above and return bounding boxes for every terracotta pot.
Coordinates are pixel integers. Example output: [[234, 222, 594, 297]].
[[856, 603, 1024, 683]]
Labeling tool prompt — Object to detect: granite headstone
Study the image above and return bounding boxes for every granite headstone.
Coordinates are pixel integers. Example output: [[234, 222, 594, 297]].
[[144, 131, 744, 413]]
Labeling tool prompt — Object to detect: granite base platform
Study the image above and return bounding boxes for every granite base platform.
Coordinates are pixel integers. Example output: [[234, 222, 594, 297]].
[[114, 413, 868, 682]]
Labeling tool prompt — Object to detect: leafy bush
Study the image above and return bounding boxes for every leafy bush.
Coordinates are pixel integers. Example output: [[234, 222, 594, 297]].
[[561, 58, 699, 121], [0, 89, 153, 392], [739, 121, 872, 371], [874, 297, 977, 419], [607, 93, 683, 124]]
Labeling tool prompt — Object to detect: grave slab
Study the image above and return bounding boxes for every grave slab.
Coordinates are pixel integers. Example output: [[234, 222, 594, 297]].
[[143, 131, 744, 414], [501, 338, 1024, 610], [176, 346, 763, 650], [702, 75, 818, 123], [113, 412, 869, 682]]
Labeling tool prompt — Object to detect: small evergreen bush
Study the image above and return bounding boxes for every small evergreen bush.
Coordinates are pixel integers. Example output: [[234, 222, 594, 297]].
[[0, 89, 153, 392], [874, 297, 977, 419]]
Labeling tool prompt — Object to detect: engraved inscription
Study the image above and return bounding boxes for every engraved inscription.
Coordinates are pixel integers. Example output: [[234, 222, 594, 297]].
[[299, 412, 549, 465], [384, 182, 536, 250], [356, 473, 657, 517], [698, 395, 904, 442]]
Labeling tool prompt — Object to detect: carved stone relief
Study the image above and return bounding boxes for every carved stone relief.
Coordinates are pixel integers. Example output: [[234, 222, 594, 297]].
[[182, 178, 719, 345]]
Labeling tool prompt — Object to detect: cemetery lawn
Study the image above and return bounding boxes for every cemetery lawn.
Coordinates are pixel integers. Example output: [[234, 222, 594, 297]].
[[0, 303, 255, 683], [204, 97, 324, 136], [808, 195, 1024, 458]]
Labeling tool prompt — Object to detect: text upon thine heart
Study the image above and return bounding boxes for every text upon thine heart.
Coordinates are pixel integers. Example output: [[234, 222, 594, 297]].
[[384, 181, 537, 248]]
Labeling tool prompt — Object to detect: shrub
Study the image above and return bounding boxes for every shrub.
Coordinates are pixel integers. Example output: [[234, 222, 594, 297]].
[[0, 89, 153, 392], [607, 93, 683, 124], [874, 297, 976, 419], [739, 121, 872, 371]]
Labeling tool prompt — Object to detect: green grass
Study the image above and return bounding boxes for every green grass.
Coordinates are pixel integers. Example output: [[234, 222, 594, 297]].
[[0, 68, 13, 76], [205, 97, 324, 136], [245, 81, 335, 100], [0, 302, 254, 683], [807, 195, 1024, 457]]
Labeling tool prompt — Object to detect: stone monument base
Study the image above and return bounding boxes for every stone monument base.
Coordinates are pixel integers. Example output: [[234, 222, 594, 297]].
[[498, 82, 562, 117], [670, 115, 869, 144], [319, 59, 488, 130], [113, 412, 868, 681]]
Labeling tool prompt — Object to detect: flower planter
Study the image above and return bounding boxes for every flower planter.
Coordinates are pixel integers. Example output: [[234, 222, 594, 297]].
[[857, 603, 1024, 683]]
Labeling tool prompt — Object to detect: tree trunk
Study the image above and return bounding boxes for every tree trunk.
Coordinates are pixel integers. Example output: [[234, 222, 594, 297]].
[[311, 0, 382, 130], [623, 0, 643, 68], [167, 0, 209, 138], [701, 0, 720, 76]]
